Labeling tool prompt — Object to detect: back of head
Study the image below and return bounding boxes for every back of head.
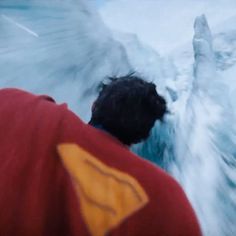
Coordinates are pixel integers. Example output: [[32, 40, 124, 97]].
[[89, 75, 167, 145]]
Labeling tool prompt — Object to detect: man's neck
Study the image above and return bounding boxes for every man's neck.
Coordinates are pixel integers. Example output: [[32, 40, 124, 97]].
[[88, 121, 129, 148]]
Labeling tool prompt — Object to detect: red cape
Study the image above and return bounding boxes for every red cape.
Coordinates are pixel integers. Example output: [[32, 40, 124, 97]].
[[0, 88, 202, 236]]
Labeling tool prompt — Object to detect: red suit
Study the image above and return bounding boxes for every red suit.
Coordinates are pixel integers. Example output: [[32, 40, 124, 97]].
[[0, 88, 202, 236]]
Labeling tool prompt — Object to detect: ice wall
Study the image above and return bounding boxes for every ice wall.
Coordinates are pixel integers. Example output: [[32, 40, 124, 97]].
[[0, 0, 131, 119]]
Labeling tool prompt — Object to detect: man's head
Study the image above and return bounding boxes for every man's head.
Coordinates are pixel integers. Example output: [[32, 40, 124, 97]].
[[89, 75, 167, 146]]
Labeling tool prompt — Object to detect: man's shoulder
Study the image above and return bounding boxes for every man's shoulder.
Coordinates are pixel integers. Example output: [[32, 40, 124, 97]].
[[0, 88, 56, 105], [77, 123, 181, 191]]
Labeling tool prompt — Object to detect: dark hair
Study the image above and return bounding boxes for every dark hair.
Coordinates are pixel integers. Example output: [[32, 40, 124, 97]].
[[89, 75, 167, 145]]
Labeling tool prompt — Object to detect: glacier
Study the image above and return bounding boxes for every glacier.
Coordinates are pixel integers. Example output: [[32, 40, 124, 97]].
[[1, 0, 236, 235]]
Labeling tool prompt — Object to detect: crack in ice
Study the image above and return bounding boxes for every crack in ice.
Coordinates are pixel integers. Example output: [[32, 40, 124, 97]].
[[1, 14, 39, 38]]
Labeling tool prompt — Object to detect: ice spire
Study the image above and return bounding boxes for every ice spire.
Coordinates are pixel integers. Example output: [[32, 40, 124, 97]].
[[193, 15, 216, 92]]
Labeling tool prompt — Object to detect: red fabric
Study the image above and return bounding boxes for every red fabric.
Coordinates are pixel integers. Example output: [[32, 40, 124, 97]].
[[0, 88, 202, 236]]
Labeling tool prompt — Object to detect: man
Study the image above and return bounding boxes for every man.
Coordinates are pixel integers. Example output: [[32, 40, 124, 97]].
[[89, 76, 167, 146], [0, 75, 202, 236]]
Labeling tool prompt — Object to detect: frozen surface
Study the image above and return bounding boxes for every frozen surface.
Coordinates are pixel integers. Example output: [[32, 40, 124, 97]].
[[0, 0, 131, 120]]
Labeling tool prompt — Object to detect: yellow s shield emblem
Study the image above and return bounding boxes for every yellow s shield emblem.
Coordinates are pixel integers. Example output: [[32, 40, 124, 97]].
[[57, 143, 149, 236]]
